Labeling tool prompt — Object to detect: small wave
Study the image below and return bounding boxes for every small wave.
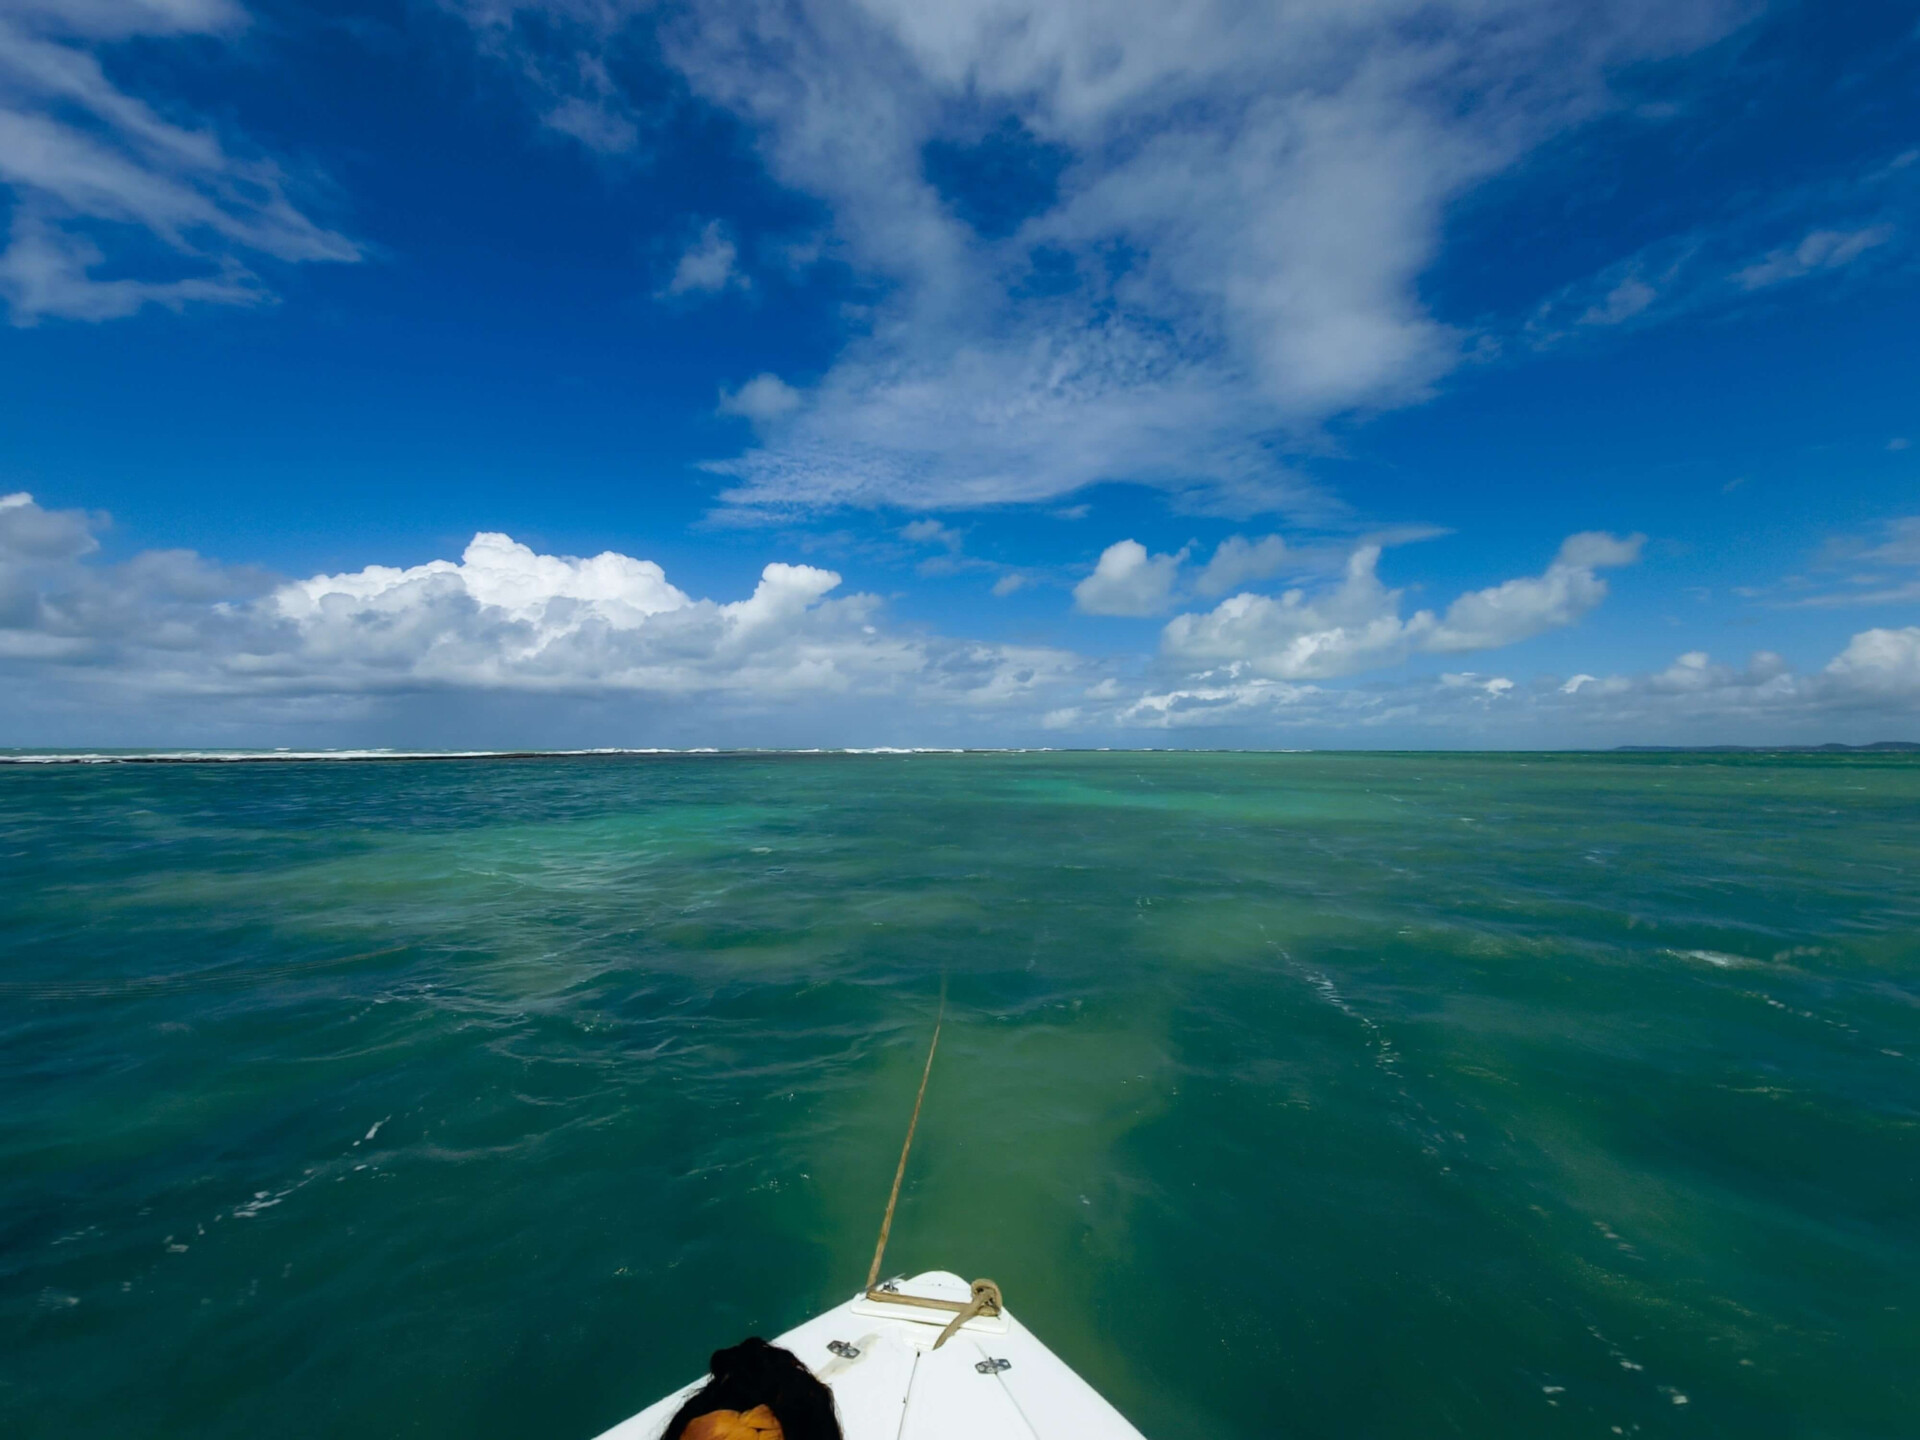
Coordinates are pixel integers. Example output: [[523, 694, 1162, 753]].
[[1665, 948, 1751, 968]]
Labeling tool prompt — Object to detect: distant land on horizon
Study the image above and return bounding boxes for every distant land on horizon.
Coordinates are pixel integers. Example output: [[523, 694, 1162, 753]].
[[3, 742, 1920, 764], [1613, 742, 1920, 753]]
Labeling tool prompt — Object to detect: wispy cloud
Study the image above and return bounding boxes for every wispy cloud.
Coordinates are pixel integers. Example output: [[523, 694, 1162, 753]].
[[0, 2, 358, 323], [1526, 156, 1914, 348], [1744, 515, 1920, 609], [897, 514, 1034, 590], [456, 0, 1749, 518], [1734, 225, 1893, 290]]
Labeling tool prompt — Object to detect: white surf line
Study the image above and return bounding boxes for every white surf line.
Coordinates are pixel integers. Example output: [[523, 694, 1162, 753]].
[[0, 746, 1061, 764]]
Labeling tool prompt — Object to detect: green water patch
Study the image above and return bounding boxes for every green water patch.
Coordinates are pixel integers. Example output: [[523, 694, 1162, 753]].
[[2, 753, 1917, 1439]]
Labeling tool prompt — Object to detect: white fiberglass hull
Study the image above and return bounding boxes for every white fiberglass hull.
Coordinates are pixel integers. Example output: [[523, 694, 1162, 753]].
[[595, 1270, 1147, 1440]]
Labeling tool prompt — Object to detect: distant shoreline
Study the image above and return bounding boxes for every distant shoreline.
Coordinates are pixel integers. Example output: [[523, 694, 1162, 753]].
[[1, 743, 1915, 765], [1611, 742, 1920, 754]]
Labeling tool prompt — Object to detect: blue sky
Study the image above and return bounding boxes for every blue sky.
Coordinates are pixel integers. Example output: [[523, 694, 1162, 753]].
[[1, 0, 1917, 748]]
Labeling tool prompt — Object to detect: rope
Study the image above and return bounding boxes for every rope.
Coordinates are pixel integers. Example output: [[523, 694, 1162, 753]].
[[857, 974, 1004, 1345], [932, 1279, 1002, 1351], [864, 973, 948, 1292]]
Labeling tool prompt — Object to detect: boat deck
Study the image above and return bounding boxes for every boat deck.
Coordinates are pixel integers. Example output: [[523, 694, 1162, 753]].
[[595, 1270, 1146, 1440]]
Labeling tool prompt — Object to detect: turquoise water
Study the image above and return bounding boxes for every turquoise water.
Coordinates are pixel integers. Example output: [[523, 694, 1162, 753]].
[[2, 752, 1916, 1440]]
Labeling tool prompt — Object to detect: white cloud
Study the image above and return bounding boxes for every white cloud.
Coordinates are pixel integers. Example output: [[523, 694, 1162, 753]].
[[1440, 672, 1515, 698], [1073, 539, 1187, 617], [1427, 530, 1642, 651], [1096, 632, 1920, 739], [1735, 225, 1893, 290], [461, 0, 1748, 516], [274, 532, 690, 631], [663, 219, 745, 296], [718, 372, 802, 424], [1823, 627, 1920, 697], [0, 3, 358, 323], [0, 495, 1079, 722], [1195, 534, 1289, 597], [273, 540, 910, 695], [1162, 530, 1642, 679], [1162, 543, 1425, 679], [0, 489, 99, 559], [6, 493, 1915, 747]]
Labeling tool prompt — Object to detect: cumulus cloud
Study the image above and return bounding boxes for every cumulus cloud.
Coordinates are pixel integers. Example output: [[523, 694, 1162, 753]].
[[1528, 639, 1917, 731], [1162, 544, 1422, 679], [0, 492, 276, 663], [1427, 531, 1643, 651], [6, 494, 1915, 747], [1073, 539, 1187, 617], [0, 495, 1079, 724], [663, 219, 745, 296], [0, 1, 358, 323], [1823, 627, 1920, 697], [1095, 632, 1920, 739], [458, 0, 1748, 517], [275, 542, 901, 695], [1162, 531, 1642, 679], [0, 489, 99, 560]]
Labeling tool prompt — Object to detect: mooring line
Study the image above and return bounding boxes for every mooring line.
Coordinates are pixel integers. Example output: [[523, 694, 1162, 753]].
[[865, 972, 948, 1292]]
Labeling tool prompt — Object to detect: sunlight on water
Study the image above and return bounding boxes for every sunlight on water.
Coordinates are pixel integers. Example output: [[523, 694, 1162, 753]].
[[2, 753, 1916, 1439]]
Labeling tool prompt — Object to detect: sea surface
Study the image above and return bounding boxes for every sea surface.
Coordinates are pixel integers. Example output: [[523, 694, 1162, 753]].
[[2, 752, 1915, 1440]]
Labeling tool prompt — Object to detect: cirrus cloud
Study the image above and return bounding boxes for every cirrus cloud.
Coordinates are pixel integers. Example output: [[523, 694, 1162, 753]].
[[0, 0, 358, 324], [456, 0, 1751, 518]]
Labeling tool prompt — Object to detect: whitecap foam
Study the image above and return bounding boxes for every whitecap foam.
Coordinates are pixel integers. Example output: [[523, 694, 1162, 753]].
[[1665, 948, 1751, 968]]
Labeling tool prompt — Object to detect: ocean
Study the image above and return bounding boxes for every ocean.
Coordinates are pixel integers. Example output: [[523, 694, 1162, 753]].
[[2, 751, 1915, 1439]]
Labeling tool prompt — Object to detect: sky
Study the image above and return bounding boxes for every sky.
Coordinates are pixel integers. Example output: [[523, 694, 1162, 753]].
[[1, 0, 1917, 749]]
